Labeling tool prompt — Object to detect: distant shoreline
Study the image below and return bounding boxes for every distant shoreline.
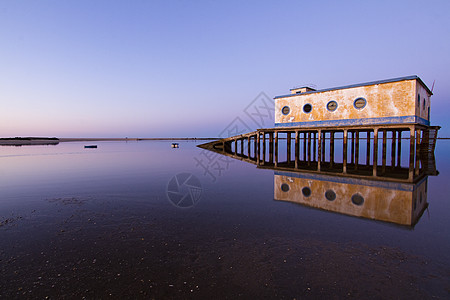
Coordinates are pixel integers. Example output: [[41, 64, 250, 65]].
[[58, 137, 219, 142], [0, 137, 60, 146], [0, 137, 220, 146], [1, 136, 450, 146]]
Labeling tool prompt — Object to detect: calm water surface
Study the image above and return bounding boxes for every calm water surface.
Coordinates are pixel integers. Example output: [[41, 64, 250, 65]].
[[1, 140, 449, 298]]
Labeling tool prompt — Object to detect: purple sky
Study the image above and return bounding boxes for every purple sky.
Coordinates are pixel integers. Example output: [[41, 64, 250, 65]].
[[1, 0, 449, 137]]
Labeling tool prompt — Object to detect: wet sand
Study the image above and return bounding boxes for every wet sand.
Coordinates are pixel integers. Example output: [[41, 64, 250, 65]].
[[1, 197, 448, 299]]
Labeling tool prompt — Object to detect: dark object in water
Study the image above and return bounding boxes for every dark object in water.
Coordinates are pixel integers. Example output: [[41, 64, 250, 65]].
[[84, 145, 98, 149], [171, 143, 179, 148]]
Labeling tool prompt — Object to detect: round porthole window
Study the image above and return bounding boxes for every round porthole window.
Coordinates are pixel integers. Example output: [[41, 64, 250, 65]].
[[327, 101, 338, 112], [282, 106, 290, 115], [303, 104, 312, 113], [302, 187, 311, 197], [325, 189, 336, 201], [281, 183, 290, 192], [351, 193, 364, 206], [354, 98, 367, 109]]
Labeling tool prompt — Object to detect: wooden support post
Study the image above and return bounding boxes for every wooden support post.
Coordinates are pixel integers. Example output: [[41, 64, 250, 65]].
[[397, 130, 402, 168], [275, 131, 278, 167], [240, 138, 244, 155], [355, 131, 359, 170], [234, 139, 237, 155], [373, 129, 378, 176], [409, 128, 415, 181], [391, 130, 396, 169], [366, 131, 371, 166], [321, 131, 325, 164], [256, 133, 260, 164], [415, 129, 420, 176], [269, 133, 274, 164], [318, 130, 322, 171], [307, 132, 311, 166], [351, 131, 355, 165], [255, 135, 258, 159], [295, 131, 299, 169], [287, 132, 291, 163], [262, 133, 266, 164], [343, 130, 348, 174], [313, 132, 316, 162], [247, 136, 251, 158], [382, 130, 387, 174], [303, 132, 307, 162], [330, 131, 334, 168]]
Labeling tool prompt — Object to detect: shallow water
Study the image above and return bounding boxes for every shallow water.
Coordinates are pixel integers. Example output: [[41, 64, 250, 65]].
[[0, 140, 449, 298]]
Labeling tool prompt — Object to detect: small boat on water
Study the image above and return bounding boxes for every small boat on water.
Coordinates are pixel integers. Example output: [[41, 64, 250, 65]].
[[84, 145, 98, 149], [171, 143, 179, 148]]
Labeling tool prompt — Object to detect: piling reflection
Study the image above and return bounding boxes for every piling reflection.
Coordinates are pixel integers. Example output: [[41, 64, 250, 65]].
[[199, 129, 439, 227]]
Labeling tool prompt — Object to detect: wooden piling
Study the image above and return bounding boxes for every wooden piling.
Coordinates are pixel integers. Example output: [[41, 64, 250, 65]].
[[343, 130, 348, 174], [373, 129, 378, 176], [391, 130, 396, 168], [269, 132, 274, 164], [409, 128, 415, 181], [382, 130, 387, 174], [262, 133, 266, 164], [397, 130, 402, 168], [330, 131, 334, 168], [287, 132, 291, 163], [415, 129, 420, 176], [366, 131, 371, 166], [295, 131, 299, 169], [351, 131, 355, 165], [355, 131, 359, 170], [275, 131, 278, 167]]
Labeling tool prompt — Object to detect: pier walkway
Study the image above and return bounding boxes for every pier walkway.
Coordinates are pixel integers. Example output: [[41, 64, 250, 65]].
[[198, 124, 440, 183]]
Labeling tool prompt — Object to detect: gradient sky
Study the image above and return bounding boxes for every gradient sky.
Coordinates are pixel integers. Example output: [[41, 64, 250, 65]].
[[1, 0, 450, 138]]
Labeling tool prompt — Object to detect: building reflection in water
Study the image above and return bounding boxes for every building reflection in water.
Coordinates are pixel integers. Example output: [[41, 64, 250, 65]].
[[274, 170, 428, 227], [199, 132, 438, 227]]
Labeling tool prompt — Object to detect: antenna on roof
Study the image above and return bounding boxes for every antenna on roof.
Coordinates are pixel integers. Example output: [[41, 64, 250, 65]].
[[431, 80, 436, 93]]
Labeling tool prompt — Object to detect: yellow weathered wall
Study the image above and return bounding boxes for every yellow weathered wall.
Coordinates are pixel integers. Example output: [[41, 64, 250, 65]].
[[275, 79, 417, 124], [274, 174, 420, 225], [415, 81, 431, 120]]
